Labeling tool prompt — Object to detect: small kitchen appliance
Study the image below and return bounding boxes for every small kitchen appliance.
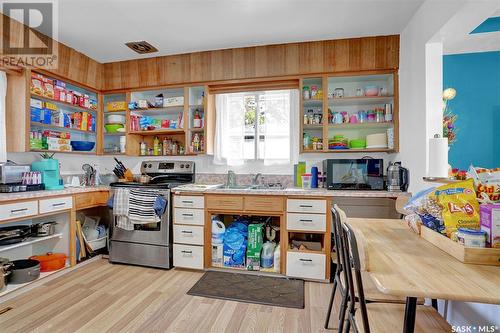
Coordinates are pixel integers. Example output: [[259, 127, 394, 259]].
[[109, 160, 195, 269], [0, 162, 30, 184], [323, 158, 384, 190], [387, 162, 409, 192], [31, 158, 64, 190]]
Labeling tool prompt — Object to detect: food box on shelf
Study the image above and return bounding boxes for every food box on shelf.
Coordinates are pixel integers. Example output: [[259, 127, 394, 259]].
[[30, 107, 41, 122], [480, 203, 500, 248], [164, 96, 184, 107], [30, 98, 43, 109], [44, 101, 57, 111], [46, 137, 71, 151], [106, 101, 127, 112]]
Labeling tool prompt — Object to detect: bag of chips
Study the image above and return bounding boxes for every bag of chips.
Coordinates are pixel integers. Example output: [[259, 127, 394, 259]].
[[429, 179, 480, 237], [467, 165, 500, 203]]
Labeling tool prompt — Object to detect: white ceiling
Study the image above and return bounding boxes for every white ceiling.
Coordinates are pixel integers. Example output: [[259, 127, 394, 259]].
[[49, 0, 424, 63]]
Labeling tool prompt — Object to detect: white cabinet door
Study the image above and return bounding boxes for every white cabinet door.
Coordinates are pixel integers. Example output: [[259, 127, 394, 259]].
[[286, 251, 326, 280], [287, 213, 326, 232], [39, 196, 73, 214], [173, 195, 204, 209], [173, 225, 204, 245], [287, 199, 326, 214], [173, 244, 204, 269], [174, 208, 204, 226], [0, 201, 38, 221]]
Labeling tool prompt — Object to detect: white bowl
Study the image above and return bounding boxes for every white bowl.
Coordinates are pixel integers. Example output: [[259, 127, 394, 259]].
[[107, 114, 125, 124]]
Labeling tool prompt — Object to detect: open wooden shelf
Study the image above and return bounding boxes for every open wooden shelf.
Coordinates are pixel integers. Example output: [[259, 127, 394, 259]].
[[30, 149, 96, 155], [128, 129, 185, 135], [31, 122, 96, 134], [328, 122, 393, 129], [0, 266, 67, 298], [30, 94, 97, 113], [328, 95, 394, 106], [0, 233, 63, 253]]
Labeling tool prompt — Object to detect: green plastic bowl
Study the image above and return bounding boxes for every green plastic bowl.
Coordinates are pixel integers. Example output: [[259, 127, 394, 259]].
[[104, 124, 124, 133], [349, 139, 366, 149]]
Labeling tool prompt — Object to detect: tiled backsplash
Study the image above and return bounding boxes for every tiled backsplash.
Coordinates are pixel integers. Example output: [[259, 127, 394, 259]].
[[195, 173, 294, 187]]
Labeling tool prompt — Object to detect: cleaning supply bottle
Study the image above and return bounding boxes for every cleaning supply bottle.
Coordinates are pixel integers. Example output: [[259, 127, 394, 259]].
[[211, 216, 225, 267], [261, 241, 275, 268], [273, 243, 280, 273]]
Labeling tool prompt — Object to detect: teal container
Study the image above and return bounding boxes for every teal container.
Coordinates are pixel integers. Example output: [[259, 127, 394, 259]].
[[31, 158, 64, 190]]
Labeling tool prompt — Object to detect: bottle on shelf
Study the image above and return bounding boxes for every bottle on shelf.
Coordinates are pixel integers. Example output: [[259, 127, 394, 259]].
[[193, 109, 202, 128], [140, 141, 147, 156], [153, 136, 160, 156]]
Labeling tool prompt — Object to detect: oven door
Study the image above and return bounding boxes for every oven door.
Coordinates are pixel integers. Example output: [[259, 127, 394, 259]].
[[110, 188, 171, 246]]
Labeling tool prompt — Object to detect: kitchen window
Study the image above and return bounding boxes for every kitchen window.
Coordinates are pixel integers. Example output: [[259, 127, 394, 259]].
[[214, 89, 299, 166]]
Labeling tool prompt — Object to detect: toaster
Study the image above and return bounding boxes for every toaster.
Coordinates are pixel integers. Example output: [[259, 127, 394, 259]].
[[0, 162, 31, 184]]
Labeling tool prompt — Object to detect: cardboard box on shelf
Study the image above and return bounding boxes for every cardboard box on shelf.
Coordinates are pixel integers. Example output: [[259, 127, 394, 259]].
[[246, 223, 263, 271]]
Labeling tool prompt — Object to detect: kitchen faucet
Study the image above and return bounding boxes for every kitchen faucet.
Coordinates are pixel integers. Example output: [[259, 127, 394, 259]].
[[226, 170, 236, 187], [252, 173, 263, 186]]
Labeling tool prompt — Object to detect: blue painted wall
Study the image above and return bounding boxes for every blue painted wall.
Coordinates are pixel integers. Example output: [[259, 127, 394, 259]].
[[443, 51, 500, 170]]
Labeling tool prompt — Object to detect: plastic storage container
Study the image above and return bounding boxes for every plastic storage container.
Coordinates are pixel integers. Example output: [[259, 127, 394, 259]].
[[261, 242, 275, 268], [301, 173, 312, 189]]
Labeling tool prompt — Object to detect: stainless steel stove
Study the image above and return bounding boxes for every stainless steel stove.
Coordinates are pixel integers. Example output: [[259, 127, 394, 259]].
[[109, 160, 195, 269]]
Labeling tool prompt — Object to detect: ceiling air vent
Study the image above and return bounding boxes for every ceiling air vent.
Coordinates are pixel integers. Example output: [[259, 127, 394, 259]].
[[125, 41, 158, 54]]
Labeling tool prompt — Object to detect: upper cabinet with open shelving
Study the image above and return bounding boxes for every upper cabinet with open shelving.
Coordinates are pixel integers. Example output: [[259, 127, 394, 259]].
[[29, 71, 99, 154], [300, 71, 398, 154]]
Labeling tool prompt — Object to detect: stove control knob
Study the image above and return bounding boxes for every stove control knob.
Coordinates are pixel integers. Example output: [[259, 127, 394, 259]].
[[180, 164, 185, 168], [148, 164, 152, 168], [185, 164, 190, 168]]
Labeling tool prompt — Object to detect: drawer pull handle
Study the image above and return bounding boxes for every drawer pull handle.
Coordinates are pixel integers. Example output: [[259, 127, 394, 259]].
[[181, 250, 193, 254], [182, 213, 194, 217], [299, 258, 313, 262], [182, 201, 194, 204], [10, 208, 28, 213], [52, 203, 66, 207], [181, 231, 193, 234], [300, 219, 313, 223], [299, 205, 313, 208]]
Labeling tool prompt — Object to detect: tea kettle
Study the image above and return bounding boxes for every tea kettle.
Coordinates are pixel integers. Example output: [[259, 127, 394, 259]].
[[387, 162, 409, 192]]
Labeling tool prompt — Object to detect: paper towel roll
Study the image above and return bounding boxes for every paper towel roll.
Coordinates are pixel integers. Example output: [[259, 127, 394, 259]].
[[428, 137, 449, 177]]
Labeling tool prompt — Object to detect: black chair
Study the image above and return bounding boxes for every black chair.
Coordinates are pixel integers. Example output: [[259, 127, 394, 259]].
[[324, 204, 350, 331], [341, 222, 451, 333]]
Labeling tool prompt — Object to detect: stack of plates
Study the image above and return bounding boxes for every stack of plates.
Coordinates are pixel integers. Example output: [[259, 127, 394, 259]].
[[366, 133, 388, 149]]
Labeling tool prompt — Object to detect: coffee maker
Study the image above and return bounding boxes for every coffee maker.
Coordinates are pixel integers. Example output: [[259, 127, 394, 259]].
[[31, 158, 64, 190], [387, 162, 409, 192]]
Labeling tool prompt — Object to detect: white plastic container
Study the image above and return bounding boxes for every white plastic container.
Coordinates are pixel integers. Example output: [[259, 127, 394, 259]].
[[274, 243, 280, 273], [261, 241, 275, 268], [212, 217, 225, 244], [301, 174, 312, 189]]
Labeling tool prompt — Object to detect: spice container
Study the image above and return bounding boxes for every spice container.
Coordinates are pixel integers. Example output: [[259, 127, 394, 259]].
[[303, 86, 310, 100], [310, 86, 318, 99]]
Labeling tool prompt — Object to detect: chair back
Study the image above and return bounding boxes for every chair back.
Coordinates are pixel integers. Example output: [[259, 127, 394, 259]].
[[342, 222, 371, 333], [331, 205, 343, 271]]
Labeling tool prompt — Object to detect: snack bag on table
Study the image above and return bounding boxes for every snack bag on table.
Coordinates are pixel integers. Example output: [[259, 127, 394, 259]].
[[467, 165, 500, 203]]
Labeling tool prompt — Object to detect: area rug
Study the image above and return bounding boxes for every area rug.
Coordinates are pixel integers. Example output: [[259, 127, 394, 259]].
[[187, 270, 304, 309]]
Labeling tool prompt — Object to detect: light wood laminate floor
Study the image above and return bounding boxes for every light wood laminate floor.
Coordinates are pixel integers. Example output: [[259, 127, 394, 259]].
[[0, 259, 339, 333]]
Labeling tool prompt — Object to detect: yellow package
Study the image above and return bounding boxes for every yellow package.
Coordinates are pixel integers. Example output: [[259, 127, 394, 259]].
[[430, 179, 480, 237]]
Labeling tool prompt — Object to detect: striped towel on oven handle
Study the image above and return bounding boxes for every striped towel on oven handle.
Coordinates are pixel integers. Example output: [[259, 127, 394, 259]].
[[128, 189, 161, 224]]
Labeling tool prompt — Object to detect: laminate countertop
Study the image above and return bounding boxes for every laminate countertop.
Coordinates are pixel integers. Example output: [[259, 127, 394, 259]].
[[172, 184, 410, 198], [0, 186, 110, 203]]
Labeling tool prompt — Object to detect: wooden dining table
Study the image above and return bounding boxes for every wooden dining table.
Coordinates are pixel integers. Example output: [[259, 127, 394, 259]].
[[346, 217, 500, 333]]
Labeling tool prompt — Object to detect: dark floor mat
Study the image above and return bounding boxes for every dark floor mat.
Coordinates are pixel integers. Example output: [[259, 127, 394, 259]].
[[187, 271, 304, 309]]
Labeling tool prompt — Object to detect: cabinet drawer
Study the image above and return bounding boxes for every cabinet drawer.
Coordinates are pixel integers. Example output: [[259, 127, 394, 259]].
[[287, 213, 326, 232], [244, 196, 284, 212], [287, 199, 326, 214], [39, 196, 73, 214], [173, 225, 204, 245], [0, 201, 38, 222], [174, 195, 204, 209], [74, 191, 109, 210], [173, 244, 204, 270], [174, 208, 204, 226], [206, 195, 243, 211], [286, 251, 326, 280]]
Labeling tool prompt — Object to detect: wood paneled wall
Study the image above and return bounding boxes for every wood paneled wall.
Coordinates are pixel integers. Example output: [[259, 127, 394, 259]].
[[103, 35, 399, 91], [0, 14, 103, 90]]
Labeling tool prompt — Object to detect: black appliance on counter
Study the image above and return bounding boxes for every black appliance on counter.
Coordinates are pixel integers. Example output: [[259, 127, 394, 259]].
[[109, 160, 195, 269], [323, 158, 385, 190]]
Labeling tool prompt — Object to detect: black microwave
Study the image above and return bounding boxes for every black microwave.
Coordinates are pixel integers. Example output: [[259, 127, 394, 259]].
[[323, 159, 385, 190]]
